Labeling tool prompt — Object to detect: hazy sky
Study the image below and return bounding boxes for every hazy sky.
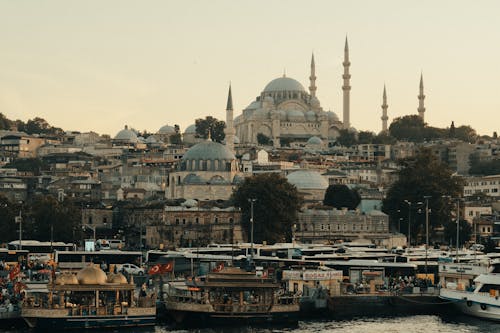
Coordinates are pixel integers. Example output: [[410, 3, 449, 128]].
[[1, 0, 499, 137]]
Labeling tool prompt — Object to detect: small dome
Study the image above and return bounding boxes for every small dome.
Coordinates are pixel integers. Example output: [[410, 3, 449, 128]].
[[55, 272, 79, 285], [184, 124, 197, 134], [287, 109, 305, 122], [307, 136, 323, 145], [183, 174, 205, 184], [287, 170, 328, 190], [114, 125, 138, 143], [326, 111, 339, 122], [311, 96, 321, 108], [264, 76, 305, 92], [145, 136, 157, 144], [183, 140, 236, 161], [158, 124, 176, 134], [76, 264, 108, 285], [305, 110, 316, 121], [182, 199, 198, 207], [107, 273, 128, 284]]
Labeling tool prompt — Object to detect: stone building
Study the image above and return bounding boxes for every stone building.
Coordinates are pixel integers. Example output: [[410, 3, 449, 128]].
[[145, 203, 243, 249], [295, 208, 390, 244]]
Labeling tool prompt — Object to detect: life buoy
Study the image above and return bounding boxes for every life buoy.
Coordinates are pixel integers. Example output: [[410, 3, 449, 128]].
[[466, 301, 472, 307], [480, 303, 487, 310]]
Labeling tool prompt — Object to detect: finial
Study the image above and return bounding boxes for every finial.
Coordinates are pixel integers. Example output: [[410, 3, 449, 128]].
[[283, 68, 286, 77], [207, 130, 212, 141]]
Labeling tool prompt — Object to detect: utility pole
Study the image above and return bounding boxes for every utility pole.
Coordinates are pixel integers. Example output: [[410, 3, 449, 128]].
[[248, 198, 256, 266], [456, 198, 460, 262], [423, 196, 432, 276]]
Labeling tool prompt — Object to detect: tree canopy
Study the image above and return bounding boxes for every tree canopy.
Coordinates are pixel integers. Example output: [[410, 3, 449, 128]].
[[382, 148, 464, 245], [195, 116, 226, 143], [323, 185, 361, 210], [231, 173, 303, 244]]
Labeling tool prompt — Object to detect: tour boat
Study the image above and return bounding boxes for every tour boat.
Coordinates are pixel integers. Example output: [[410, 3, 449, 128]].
[[160, 266, 300, 327], [22, 264, 156, 330]]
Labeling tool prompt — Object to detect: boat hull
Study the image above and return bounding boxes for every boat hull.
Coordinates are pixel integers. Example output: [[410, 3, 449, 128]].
[[440, 288, 500, 321], [23, 314, 156, 330]]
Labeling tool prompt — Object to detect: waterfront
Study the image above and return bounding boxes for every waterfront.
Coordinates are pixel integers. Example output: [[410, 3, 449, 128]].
[[1, 315, 498, 333]]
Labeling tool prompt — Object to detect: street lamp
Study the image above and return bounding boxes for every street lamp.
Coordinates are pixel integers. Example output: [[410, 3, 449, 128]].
[[423, 195, 432, 276], [456, 198, 461, 262], [248, 198, 257, 265], [404, 200, 412, 248]]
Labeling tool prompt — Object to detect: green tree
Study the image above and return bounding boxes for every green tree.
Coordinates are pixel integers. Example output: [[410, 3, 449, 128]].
[[357, 131, 375, 144], [323, 185, 361, 210], [231, 174, 303, 244], [336, 129, 357, 147], [5, 158, 46, 176], [382, 148, 464, 245], [0, 196, 20, 243], [195, 116, 226, 143], [389, 115, 426, 142], [443, 218, 472, 247], [373, 132, 396, 144], [0, 113, 12, 130], [454, 125, 477, 143]]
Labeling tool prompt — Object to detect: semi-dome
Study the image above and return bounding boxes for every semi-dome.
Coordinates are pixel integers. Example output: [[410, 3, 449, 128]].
[[307, 136, 323, 145], [76, 264, 107, 285], [287, 170, 328, 190], [114, 125, 138, 143], [183, 139, 235, 161], [305, 110, 317, 121], [107, 273, 128, 284], [181, 199, 198, 207], [287, 109, 305, 122], [184, 124, 197, 134], [326, 111, 340, 122], [263, 76, 305, 92], [252, 109, 269, 120], [158, 124, 176, 134]]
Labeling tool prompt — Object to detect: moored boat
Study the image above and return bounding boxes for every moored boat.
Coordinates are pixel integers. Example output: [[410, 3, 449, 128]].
[[160, 266, 300, 327], [22, 264, 156, 330]]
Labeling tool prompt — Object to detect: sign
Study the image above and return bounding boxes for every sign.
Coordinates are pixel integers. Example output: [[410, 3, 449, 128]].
[[282, 270, 343, 281]]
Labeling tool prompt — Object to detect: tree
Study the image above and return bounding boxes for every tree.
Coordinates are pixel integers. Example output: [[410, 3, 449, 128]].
[[195, 116, 226, 143], [5, 158, 46, 176], [231, 173, 303, 244], [0, 113, 12, 130], [336, 129, 357, 147], [357, 131, 375, 144], [323, 185, 361, 210], [0, 196, 20, 243], [454, 125, 477, 143], [443, 218, 472, 248], [382, 148, 464, 245], [257, 133, 271, 145], [389, 115, 426, 142]]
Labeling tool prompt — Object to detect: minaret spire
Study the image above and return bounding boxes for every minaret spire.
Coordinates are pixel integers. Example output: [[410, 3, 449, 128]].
[[381, 84, 389, 133], [309, 53, 317, 97], [418, 72, 426, 121], [342, 36, 351, 129], [224, 84, 235, 153]]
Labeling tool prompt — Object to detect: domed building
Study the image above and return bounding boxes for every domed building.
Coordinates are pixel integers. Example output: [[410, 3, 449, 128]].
[[113, 125, 138, 146], [182, 124, 204, 146], [165, 137, 243, 201], [234, 53, 346, 148], [287, 169, 329, 201]]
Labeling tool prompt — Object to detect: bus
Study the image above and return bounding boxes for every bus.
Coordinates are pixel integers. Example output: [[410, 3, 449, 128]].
[[8, 240, 75, 254], [0, 248, 29, 266], [54, 250, 143, 271]]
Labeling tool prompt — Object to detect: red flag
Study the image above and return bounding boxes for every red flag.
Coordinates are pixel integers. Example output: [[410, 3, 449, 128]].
[[160, 261, 174, 273], [148, 264, 161, 275], [213, 262, 224, 272], [9, 264, 21, 281]]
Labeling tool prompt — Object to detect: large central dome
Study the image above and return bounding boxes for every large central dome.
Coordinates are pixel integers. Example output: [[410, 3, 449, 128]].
[[183, 139, 235, 161], [263, 76, 305, 92]]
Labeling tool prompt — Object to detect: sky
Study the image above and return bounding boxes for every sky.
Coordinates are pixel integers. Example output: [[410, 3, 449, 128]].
[[0, 0, 499, 137]]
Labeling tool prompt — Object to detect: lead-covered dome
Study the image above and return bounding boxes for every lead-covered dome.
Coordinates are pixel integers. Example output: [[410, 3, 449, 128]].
[[114, 125, 138, 143], [263, 76, 305, 92], [183, 139, 235, 161], [287, 170, 328, 189], [158, 124, 176, 134], [184, 124, 197, 134]]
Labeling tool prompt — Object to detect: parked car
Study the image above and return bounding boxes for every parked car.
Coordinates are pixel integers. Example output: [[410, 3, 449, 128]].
[[119, 263, 144, 275]]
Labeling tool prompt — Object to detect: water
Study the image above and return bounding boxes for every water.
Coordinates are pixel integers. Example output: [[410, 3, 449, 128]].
[[1, 315, 497, 333]]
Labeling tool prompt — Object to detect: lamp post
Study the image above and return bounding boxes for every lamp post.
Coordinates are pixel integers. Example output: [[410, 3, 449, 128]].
[[404, 200, 412, 248], [423, 195, 432, 276], [456, 198, 460, 262], [15, 210, 22, 250], [248, 198, 256, 265]]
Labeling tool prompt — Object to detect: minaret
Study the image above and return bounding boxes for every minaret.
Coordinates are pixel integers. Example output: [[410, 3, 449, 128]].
[[342, 36, 351, 129], [381, 85, 388, 133], [309, 53, 317, 98], [224, 84, 235, 153], [418, 73, 426, 121]]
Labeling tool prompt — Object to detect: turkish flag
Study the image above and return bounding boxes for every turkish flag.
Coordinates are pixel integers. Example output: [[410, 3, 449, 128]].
[[148, 264, 161, 275], [160, 261, 174, 273]]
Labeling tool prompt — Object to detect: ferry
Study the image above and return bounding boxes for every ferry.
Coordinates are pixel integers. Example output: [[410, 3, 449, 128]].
[[22, 264, 156, 330], [439, 259, 500, 321], [160, 266, 300, 327]]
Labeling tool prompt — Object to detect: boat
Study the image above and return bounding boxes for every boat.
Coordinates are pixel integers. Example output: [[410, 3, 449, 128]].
[[21, 264, 156, 330], [439, 259, 500, 321], [160, 266, 300, 327]]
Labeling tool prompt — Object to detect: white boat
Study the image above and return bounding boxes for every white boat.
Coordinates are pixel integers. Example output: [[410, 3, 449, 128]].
[[439, 260, 500, 321]]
